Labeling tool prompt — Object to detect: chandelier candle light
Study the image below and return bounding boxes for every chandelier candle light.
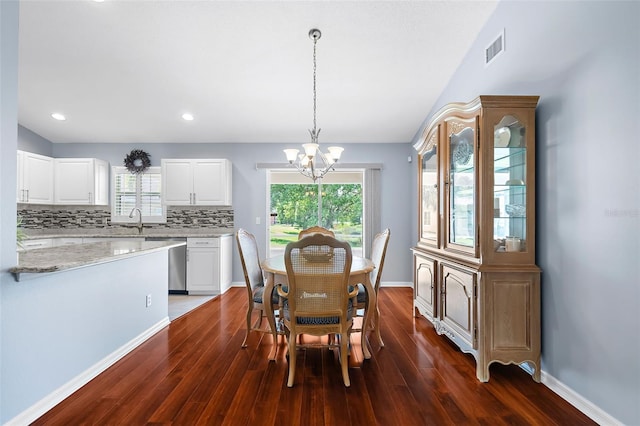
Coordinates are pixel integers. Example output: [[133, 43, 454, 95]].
[[284, 29, 344, 182]]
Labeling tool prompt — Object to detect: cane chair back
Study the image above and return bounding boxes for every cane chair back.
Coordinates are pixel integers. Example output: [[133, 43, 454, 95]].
[[236, 228, 279, 349], [298, 225, 335, 239], [354, 229, 390, 347], [277, 234, 357, 387]]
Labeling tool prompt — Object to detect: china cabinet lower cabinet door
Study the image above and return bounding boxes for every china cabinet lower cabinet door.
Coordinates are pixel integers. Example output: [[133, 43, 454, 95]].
[[414, 254, 437, 321], [438, 263, 477, 351], [478, 271, 541, 382]]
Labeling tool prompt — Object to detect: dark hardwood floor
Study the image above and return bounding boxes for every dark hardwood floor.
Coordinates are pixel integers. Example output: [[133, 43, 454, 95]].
[[33, 287, 595, 425]]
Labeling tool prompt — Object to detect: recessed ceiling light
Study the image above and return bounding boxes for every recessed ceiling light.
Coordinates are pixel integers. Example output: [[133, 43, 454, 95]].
[[182, 113, 194, 121], [51, 113, 66, 121]]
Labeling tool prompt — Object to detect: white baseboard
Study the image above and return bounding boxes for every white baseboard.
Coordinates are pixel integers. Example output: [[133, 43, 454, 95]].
[[541, 370, 622, 426], [380, 281, 413, 287], [6, 317, 170, 426]]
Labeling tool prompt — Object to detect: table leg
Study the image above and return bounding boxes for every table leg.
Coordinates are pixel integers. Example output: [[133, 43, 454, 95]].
[[263, 271, 278, 361]]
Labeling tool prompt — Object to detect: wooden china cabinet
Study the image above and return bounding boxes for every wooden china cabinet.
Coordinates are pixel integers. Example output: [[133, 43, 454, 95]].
[[412, 95, 541, 382]]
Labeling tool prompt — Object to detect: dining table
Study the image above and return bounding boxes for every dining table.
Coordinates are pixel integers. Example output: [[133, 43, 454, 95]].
[[261, 254, 376, 360]]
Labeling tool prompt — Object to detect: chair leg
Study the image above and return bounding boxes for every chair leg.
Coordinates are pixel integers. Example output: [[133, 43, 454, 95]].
[[374, 307, 384, 347], [241, 305, 254, 348], [340, 332, 350, 387], [253, 309, 263, 329], [287, 333, 297, 387]]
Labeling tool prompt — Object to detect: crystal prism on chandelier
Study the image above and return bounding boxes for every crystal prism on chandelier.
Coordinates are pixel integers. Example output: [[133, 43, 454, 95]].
[[283, 28, 344, 182]]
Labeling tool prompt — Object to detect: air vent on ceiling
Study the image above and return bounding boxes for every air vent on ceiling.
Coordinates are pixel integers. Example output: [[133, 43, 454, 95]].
[[485, 29, 505, 66]]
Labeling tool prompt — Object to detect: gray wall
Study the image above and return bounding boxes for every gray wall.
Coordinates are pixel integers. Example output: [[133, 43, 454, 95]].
[[410, 1, 639, 424], [17, 125, 53, 156]]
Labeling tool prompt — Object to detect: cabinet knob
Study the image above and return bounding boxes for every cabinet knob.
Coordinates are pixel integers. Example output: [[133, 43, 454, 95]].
[[433, 184, 438, 189]]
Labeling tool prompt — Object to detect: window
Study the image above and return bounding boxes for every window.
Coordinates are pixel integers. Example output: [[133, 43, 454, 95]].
[[111, 166, 166, 223], [268, 170, 364, 257]]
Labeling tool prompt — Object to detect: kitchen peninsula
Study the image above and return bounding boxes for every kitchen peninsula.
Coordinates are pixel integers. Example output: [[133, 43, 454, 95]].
[[4, 238, 186, 423], [11, 239, 185, 281]]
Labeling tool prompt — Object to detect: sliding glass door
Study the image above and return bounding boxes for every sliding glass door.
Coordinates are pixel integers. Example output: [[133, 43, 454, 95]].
[[268, 170, 364, 257]]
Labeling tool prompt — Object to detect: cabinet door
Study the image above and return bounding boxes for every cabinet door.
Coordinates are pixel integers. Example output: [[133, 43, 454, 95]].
[[162, 159, 194, 205], [418, 127, 440, 248], [20, 151, 54, 204], [444, 118, 478, 256], [17, 151, 23, 202], [93, 159, 109, 206], [440, 263, 476, 348], [54, 159, 94, 204], [414, 254, 437, 320], [193, 159, 231, 205], [186, 239, 220, 295], [485, 108, 537, 264]]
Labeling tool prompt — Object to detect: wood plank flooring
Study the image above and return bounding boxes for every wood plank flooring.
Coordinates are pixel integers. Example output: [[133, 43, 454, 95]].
[[33, 287, 596, 425]]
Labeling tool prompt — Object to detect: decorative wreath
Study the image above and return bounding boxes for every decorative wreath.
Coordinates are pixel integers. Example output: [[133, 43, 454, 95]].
[[124, 149, 151, 174]]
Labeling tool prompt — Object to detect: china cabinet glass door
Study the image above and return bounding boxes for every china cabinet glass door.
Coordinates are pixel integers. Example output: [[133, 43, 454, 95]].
[[421, 144, 438, 244], [493, 115, 527, 253], [448, 125, 475, 249]]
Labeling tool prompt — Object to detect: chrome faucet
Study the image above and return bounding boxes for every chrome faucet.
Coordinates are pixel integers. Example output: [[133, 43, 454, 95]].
[[129, 208, 143, 234]]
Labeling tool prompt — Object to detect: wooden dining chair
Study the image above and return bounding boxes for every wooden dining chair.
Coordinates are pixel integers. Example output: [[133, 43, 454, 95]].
[[353, 228, 390, 348], [297, 225, 335, 239], [276, 234, 358, 387], [236, 228, 280, 350]]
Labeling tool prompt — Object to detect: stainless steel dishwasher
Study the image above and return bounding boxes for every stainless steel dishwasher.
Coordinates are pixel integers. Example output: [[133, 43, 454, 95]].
[[145, 237, 187, 294]]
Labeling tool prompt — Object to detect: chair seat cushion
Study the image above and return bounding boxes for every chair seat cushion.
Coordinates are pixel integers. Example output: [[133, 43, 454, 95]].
[[356, 283, 367, 304], [253, 285, 279, 305], [283, 299, 354, 324]]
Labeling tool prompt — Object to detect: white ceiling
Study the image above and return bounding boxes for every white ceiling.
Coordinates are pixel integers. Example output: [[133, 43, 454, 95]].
[[18, 0, 498, 144]]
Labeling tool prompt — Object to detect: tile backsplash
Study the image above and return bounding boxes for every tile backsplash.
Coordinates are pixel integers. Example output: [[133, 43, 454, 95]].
[[18, 204, 234, 231]]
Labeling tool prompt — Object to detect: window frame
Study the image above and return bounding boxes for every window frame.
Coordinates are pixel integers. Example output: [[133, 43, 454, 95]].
[[110, 166, 166, 224]]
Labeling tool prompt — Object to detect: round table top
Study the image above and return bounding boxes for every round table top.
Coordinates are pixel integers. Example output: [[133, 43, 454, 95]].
[[261, 255, 374, 275]]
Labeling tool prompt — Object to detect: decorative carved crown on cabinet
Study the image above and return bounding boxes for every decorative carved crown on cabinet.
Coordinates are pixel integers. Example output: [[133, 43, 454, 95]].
[[412, 95, 541, 382]]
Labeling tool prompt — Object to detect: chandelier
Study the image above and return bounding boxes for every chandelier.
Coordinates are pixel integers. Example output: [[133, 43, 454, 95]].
[[284, 29, 344, 182]]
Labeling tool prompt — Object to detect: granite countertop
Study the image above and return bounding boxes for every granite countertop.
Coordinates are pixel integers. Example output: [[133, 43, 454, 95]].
[[22, 228, 234, 239], [10, 240, 186, 281]]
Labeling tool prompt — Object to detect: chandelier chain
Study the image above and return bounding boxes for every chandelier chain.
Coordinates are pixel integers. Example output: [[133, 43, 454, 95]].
[[312, 35, 317, 134]]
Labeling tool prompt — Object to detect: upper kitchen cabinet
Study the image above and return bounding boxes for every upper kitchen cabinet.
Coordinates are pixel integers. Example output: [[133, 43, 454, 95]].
[[161, 159, 232, 206], [412, 95, 541, 383], [17, 150, 54, 204], [54, 158, 109, 205]]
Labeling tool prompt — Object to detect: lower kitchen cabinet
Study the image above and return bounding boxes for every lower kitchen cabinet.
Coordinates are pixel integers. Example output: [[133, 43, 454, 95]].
[[186, 236, 232, 295]]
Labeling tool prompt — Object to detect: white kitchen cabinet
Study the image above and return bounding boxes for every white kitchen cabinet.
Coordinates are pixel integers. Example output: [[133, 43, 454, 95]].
[[54, 158, 109, 205], [17, 151, 54, 204], [161, 159, 232, 206], [186, 236, 232, 295]]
